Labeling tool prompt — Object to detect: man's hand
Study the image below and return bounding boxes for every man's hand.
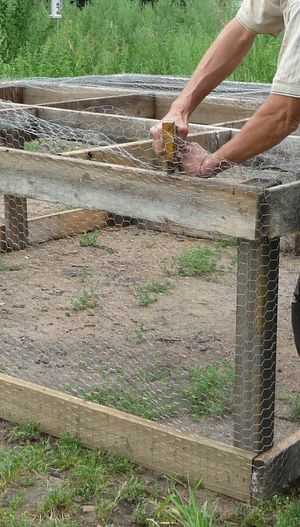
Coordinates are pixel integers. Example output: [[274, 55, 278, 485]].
[[150, 108, 189, 156], [180, 142, 232, 177]]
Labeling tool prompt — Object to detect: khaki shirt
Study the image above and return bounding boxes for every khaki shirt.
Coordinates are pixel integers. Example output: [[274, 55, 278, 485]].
[[236, 0, 300, 97]]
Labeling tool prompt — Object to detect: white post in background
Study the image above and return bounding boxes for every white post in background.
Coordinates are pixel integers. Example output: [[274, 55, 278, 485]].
[[51, 0, 63, 19]]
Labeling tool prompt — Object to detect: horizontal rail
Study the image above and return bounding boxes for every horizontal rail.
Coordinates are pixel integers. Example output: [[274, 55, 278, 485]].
[[0, 147, 260, 239], [0, 373, 254, 501]]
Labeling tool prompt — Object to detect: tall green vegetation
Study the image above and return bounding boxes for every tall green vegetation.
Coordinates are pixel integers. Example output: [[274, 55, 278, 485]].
[[0, 0, 281, 81]]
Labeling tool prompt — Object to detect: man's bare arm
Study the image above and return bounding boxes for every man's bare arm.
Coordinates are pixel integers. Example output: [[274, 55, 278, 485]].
[[187, 94, 300, 176], [150, 19, 256, 152]]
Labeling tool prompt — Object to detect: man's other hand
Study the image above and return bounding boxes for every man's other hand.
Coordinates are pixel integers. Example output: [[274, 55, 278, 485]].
[[150, 110, 189, 156], [181, 142, 231, 177]]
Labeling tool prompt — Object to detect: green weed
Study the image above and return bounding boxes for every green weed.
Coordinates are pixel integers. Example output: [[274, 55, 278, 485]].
[[167, 489, 216, 527], [215, 236, 237, 248], [134, 322, 148, 342], [0, 260, 17, 271], [71, 288, 98, 310], [291, 394, 300, 421], [0, 362, 6, 373], [78, 267, 91, 281], [37, 485, 76, 517], [185, 361, 235, 418], [11, 422, 42, 442], [84, 374, 177, 421], [138, 280, 171, 306], [79, 229, 100, 247], [177, 247, 217, 277]]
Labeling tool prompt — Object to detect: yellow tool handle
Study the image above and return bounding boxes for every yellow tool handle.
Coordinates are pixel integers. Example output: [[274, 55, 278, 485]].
[[162, 121, 177, 174]]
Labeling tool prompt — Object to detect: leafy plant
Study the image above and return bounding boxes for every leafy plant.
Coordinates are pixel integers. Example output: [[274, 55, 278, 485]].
[[71, 288, 98, 310], [177, 247, 217, 277], [134, 322, 148, 342], [80, 229, 100, 247], [291, 394, 300, 421], [137, 280, 171, 306]]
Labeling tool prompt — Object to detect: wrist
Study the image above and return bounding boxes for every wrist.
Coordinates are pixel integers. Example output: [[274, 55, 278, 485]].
[[171, 98, 191, 121]]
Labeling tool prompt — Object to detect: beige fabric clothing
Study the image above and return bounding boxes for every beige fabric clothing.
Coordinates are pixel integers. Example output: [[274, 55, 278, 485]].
[[236, 0, 300, 97]]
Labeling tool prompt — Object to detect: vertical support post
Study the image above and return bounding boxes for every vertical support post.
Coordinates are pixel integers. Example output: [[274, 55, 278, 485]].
[[234, 236, 280, 453], [4, 195, 29, 251]]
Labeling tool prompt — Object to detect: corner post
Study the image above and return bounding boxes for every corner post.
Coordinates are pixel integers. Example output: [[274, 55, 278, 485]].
[[234, 182, 280, 453], [4, 195, 29, 251]]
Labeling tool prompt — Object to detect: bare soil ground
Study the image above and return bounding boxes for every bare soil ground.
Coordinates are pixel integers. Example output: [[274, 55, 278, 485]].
[[0, 202, 300, 446]]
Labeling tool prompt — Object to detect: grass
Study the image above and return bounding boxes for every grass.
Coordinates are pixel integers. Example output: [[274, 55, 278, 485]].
[[2, 422, 300, 526], [71, 288, 98, 310], [83, 373, 177, 421], [177, 247, 217, 277], [163, 488, 216, 527], [0, 260, 18, 271], [79, 229, 100, 248], [0, 0, 281, 82], [137, 280, 172, 306], [185, 360, 235, 418], [10, 422, 41, 442], [133, 321, 148, 341], [291, 394, 300, 421]]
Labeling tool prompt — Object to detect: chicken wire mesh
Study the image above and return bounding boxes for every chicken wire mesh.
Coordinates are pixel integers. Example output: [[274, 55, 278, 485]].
[[0, 77, 299, 498]]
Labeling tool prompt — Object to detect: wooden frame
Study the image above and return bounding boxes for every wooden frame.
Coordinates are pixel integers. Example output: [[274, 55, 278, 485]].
[[0, 80, 300, 502]]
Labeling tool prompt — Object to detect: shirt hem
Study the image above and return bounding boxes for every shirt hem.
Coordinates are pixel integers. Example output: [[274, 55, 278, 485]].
[[235, 14, 279, 37], [271, 82, 300, 98]]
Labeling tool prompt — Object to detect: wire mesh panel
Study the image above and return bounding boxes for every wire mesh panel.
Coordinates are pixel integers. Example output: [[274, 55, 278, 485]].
[[0, 79, 299, 501]]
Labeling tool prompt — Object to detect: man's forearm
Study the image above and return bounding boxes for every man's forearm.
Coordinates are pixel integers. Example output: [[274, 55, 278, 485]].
[[172, 19, 256, 119], [213, 94, 300, 165]]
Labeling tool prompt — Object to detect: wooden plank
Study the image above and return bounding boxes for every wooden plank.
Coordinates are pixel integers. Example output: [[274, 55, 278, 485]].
[[264, 180, 300, 238], [0, 373, 254, 501], [0, 147, 260, 240], [214, 119, 249, 129], [252, 430, 300, 499], [3, 195, 29, 251], [62, 130, 232, 167], [28, 209, 108, 244], [35, 106, 206, 143], [0, 209, 108, 249], [155, 96, 255, 124], [23, 85, 132, 105], [234, 236, 279, 453], [0, 86, 24, 104], [38, 94, 156, 118]]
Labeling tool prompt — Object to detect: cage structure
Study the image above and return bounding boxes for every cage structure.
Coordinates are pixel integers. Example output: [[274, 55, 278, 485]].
[[0, 79, 299, 503]]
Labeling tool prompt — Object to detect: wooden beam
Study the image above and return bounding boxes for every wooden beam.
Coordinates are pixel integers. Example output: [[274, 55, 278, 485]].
[[0, 147, 260, 240], [38, 94, 156, 118], [22, 85, 132, 105], [264, 180, 300, 238], [214, 119, 249, 129], [0, 86, 24, 104], [252, 430, 300, 499], [155, 96, 255, 124], [234, 236, 279, 453], [28, 209, 108, 244], [35, 106, 206, 143], [0, 373, 254, 502], [62, 129, 232, 167]]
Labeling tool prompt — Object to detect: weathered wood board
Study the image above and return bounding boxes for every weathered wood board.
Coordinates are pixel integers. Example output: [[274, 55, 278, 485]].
[[0, 373, 255, 502], [0, 147, 260, 240]]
